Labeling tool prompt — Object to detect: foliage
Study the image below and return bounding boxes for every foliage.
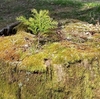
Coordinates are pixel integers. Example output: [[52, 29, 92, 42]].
[[16, 9, 57, 35], [50, 0, 83, 7], [20, 52, 47, 72]]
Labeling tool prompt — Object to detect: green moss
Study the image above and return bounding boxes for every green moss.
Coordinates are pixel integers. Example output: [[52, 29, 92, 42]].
[[1, 21, 100, 98], [0, 61, 18, 99], [20, 52, 47, 72], [0, 81, 18, 99], [0, 31, 35, 61], [16, 33, 100, 98], [19, 38, 100, 72], [43, 42, 99, 64]]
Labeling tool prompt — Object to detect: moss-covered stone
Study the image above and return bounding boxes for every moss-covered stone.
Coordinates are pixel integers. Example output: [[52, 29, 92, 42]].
[[0, 22, 100, 98]]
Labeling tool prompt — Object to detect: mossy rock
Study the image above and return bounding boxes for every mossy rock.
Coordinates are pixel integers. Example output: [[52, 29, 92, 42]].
[[0, 22, 100, 98]]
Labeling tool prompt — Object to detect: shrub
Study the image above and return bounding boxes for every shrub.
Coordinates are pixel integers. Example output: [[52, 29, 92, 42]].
[[16, 9, 57, 35]]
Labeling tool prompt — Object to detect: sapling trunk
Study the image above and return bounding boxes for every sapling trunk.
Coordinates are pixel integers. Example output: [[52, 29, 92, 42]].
[[36, 32, 41, 49]]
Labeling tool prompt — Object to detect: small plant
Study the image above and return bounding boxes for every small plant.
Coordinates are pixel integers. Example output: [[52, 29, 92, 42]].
[[16, 9, 57, 35], [17, 9, 57, 47]]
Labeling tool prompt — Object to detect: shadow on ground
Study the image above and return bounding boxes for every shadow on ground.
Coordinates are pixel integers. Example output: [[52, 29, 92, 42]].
[[0, 0, 100, 29]]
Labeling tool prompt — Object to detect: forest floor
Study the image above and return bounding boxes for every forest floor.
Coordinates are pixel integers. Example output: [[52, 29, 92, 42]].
[[0, 0, 100, 29]]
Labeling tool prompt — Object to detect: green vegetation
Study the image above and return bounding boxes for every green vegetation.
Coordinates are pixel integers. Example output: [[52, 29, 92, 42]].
[[1, 0, 100, 28], [17, 9, 57, 35], [0, 38, 100, 98], [1, 0, 100, 99], [46, 0, 83, 7], [17, 9, 57, 47]]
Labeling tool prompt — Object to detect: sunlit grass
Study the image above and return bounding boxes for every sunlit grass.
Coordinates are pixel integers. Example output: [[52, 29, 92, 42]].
[[84, 2, 100, 9]]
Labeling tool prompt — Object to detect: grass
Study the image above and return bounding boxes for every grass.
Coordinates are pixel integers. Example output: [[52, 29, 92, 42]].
[[1, 0, 100, 29]]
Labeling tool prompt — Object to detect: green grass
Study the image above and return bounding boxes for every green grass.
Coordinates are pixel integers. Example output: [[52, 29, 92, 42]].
[[0, 0, 100, 29], [49, 0, 83, 7]]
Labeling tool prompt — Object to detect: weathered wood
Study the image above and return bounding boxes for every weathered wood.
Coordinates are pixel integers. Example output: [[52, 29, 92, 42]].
[[0, 22, 20, 36]]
